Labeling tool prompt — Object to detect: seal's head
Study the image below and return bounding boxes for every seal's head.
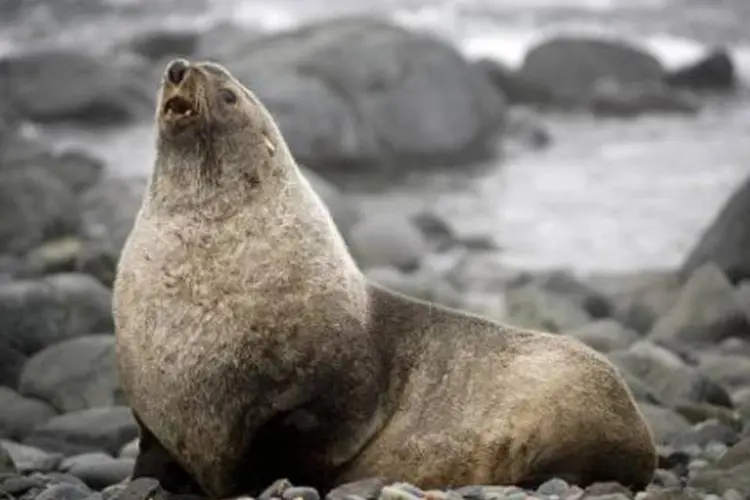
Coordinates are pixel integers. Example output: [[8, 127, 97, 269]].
[[151, 58, 285, 208]]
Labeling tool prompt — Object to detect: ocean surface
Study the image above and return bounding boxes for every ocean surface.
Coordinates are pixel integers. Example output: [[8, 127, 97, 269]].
[[4, 0, 750, 274]]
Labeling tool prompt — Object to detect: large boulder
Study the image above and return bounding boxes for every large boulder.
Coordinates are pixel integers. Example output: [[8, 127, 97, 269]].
[[518, 35, 677, 112], [0, 273, 114, 356], [206, 18, 507, 173], [0, 166, 80, 256], [19, 335, 122, 413], [650, 263, 749, 346], [665, 48, 736, 92], [682, 175, 750, 283], [24, 407, 138, 457], [608, 340, 732, 408], [0, 49, 152, 126]]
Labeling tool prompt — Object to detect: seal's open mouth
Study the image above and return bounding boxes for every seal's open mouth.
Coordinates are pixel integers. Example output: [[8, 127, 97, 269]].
[[163, 96, 196, 118]]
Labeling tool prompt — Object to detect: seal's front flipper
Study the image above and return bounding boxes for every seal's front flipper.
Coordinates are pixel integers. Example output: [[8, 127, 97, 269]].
[[131, 411, 205, 497]]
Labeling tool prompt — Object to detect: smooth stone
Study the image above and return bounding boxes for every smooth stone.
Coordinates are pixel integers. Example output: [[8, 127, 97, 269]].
[[0, 387, 57, 440], [283, 487, 321, 500], [1, 440, 62, 473], [63, 453, 134, 490], [537, 478, 570, 496], [258, 479, 294, 500], [35, 482, 93, 500], [326, 478, 386, 500], [24, 407, 138, 457]]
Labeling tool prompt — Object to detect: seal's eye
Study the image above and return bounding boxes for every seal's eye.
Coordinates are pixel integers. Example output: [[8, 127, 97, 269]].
[[219, 89, 237, 105]]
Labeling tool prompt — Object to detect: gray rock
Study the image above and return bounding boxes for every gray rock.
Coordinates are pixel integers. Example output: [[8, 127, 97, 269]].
[[590, 81, 699, 118], [77, 176, 147, 287], [62, 453, 134, 490], [717, 337, 750, 357], [0, 441, 15, 473], [503, 282, 592, 333], [19, 334, 122, 413], [698, 352, 750, 390], [733, 387, 750, 420], [671, 419, 739, 449], [0, 166, 79, 256], [566, 319, 640, 353], [637, 402, 693, 445], [326, 477, 385, 500], [259, 478, 293, 500], [716, 436, 750, 469], [473, 57, 558, 106], [609, 340, 732, 408], [650, 469, 682, 489], [118, 438, 138, 459], [349, 214, 428, 271], [518, 35, 665, 107], [35, 482, 93, 500], [0, 338, 26, 388], [2, 146, 105, 196], [127, 28, 201, 61], [690, 462, 750, 497], [379, 484, 422, 500], [0, 49, 152, 125], [595, 271, 682, 334], [536, 477, 570, 496], [283, 487, 321, 500], [736, 281, 750, 321], [21, 237, 87, 278], [527, 270, 614, 319], [665, 49, 736, 92], [650, 263, 749, 346], [0, 440, 63, 473], [0, 387, 57, 440], [682, 175, 750, 283], [0, 273, 113, 356], [0, 475, 49, 496], [217, 17, 506, 172], [23, 406, 138, 457]]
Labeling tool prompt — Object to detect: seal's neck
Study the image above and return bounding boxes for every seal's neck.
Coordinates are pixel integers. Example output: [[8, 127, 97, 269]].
[[146, 134, 292, 219]]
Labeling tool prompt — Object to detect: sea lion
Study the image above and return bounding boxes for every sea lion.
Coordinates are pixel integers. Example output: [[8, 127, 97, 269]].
[[113, 58, 657, 500]]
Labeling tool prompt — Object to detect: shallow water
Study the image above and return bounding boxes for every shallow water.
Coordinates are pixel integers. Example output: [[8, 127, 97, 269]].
[[6, 0, 750, 273]]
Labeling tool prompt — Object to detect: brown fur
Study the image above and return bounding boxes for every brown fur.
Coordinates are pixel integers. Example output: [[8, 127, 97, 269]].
[[113, 58, 657, 500]]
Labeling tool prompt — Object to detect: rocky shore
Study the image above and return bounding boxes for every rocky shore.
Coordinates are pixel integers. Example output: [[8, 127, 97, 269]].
[[1, 11, 750, 500]]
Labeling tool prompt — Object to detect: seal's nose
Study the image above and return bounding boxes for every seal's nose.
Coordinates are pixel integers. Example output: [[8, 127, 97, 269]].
[[166, 59, 189, 85]]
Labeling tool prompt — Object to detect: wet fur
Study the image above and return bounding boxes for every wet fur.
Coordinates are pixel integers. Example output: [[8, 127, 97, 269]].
[[113, 59, 657, 500]]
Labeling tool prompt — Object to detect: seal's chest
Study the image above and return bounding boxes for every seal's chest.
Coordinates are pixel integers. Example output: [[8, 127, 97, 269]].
[[115, 216, 260, 449]]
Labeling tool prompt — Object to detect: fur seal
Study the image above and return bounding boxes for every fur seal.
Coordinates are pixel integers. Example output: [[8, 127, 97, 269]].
[[113, 58, 657, 499]]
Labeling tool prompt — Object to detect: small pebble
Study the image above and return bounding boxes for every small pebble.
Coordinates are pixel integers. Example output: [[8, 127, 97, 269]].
[[390, 483, 425, 498], [650, 469, 681, 489], [687, 458, 710, 471], [259, 479, 294, 500], [379, 485, 422, 500], [584, 494, 631, 500], [722, 490, 743, 500], [0, 475, 47, 495], [35, 483, 93, 500], [537, 478, 570, 497], [326, 478, 385, 500], [423, 491, 447, 500], [702, 441, 729, 462], [283, 486, 321, 500]]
